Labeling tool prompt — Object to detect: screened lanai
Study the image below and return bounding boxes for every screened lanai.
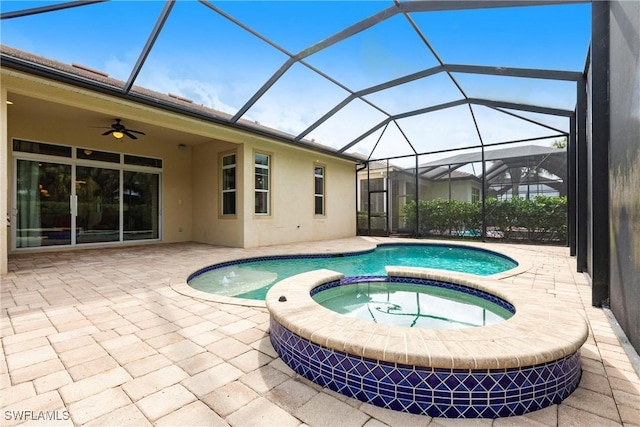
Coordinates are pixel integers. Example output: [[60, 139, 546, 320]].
[[1, 0, 591, 246], [2, 0, 640, 401], [1, 0, 589, 154]]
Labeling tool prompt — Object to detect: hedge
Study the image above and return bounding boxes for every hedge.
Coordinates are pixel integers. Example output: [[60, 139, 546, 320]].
[[400, 196, 566, 243]]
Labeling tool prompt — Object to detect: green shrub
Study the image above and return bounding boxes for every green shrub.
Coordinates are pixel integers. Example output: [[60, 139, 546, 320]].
[[357, 211, 388, 233], [401, 196, 566, 243]]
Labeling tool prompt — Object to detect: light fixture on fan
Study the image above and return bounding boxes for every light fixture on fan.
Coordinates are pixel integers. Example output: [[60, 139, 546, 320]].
[[99, 119, 145, 140]]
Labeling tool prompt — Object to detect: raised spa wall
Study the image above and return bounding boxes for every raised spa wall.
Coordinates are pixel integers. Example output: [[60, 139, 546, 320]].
[[266, 267, 589, 418]]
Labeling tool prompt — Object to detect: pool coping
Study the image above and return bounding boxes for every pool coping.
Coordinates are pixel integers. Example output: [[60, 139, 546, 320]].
[[265, 267, 589, 370], [171, 240, 533, 308]]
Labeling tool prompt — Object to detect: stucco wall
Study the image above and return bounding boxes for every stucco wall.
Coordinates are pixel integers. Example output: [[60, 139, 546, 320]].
[[191, 141, 244, 247], [242, 141, 356, 248], [2, 68, 357, 257], [1, 88, 7, 274], [192, 137, 356, 248], [609, 0, 640, 352], [423, 180, 479, 202]]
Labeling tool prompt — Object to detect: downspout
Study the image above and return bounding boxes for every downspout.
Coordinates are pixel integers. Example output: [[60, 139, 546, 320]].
[[356, 162, 367, 236]]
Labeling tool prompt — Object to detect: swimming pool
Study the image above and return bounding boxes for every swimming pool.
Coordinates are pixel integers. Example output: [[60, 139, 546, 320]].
[[187, 243, 518, 300]]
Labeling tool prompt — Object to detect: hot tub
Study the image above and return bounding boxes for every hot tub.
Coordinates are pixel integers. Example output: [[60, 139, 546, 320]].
[[266, 267, 588, 418]]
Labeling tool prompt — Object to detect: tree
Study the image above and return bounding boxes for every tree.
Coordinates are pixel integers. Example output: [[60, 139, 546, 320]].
[[552, 137, 567, 149]]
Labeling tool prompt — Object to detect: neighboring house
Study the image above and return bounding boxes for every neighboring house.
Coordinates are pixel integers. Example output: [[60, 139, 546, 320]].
[[356, 159, 481, 234], [417, 145, 566, 201], [417, 167, 482, 203], [355, 145, 566, 235], [1, 46, 358, 260]]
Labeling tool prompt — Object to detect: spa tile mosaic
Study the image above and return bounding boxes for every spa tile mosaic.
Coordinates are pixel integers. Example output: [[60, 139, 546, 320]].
[[270, 318, 582, 418]]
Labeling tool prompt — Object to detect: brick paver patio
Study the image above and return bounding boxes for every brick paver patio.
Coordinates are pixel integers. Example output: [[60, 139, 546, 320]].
[[1, 237, 639, 426]]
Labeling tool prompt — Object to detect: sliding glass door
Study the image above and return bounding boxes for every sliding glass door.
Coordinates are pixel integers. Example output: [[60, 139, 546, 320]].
[[123, 171, 159, 241], [15, 160, 72, 247], [76, 166, 120, 244], [13, 140, 162, 250]]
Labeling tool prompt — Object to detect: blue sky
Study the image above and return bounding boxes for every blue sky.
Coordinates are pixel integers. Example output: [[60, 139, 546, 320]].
[[1, 1, 591, 161]]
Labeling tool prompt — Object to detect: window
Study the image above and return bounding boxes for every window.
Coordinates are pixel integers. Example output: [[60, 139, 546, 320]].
[[221, 153, 236, 216], [254, 153, 270, 215], [314, 165, 325, 215], [77, 148, 120, 163], [472, 187, 480, 203], [123, 171, 159, 241], [124, 154, 162, 168], [14, 139, 72, 157]]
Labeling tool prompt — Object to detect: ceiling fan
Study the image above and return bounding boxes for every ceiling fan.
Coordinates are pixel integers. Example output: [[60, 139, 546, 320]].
[[101, 118, 145, 140]]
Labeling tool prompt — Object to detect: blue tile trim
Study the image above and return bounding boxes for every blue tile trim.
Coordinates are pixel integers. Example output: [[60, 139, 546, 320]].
[[187, 249, 375, 282], [270, 318, 581, 418], [310, 276, 516, 314]]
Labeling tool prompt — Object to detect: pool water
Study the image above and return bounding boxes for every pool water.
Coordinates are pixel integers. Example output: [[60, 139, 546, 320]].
[[312, 281, 513, 329], [188, 244, 517, 300]]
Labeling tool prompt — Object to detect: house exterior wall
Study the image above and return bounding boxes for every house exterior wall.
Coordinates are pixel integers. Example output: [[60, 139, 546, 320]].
[[608, 0, 640, 353], [1, 87, 8, 274], [191, 141, 244, 247], [192, 138, 355, 248], [1, 68, 357, 262], [4, 93, 195, 248], [242, 141, 356, 248], [423, 180, 480, 202]]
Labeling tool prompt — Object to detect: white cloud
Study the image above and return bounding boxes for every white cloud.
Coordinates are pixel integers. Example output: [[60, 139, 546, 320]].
[[104, 57, 131, 81], [123, 60, 238, 115], [100, 58, 571, 162]]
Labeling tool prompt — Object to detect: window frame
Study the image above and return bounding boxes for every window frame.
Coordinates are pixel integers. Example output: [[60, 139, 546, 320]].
[[220, 151, 237, 217], [471, 187, 480, 203], [314, 164, 325, 216], [11, 138, 163, 250], [254, 151, 271, 216]]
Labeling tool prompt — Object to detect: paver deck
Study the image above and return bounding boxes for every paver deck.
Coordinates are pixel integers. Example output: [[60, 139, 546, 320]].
[[1, 237, 639, 426]]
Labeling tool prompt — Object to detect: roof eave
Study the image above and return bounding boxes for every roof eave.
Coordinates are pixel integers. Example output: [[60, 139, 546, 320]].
[[1, 53, 361, 163]]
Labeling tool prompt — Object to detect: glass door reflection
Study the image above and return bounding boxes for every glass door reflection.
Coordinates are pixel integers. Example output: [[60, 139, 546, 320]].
[[76, 166, 120, 244], [123, 171, 159, 240], [16, 160, 72, 247]]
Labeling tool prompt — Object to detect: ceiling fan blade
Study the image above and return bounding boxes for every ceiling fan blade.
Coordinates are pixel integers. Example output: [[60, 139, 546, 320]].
[[123, 130, 138, 140], [127, 129, 146, 135], [102, 129, 114, 136]]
